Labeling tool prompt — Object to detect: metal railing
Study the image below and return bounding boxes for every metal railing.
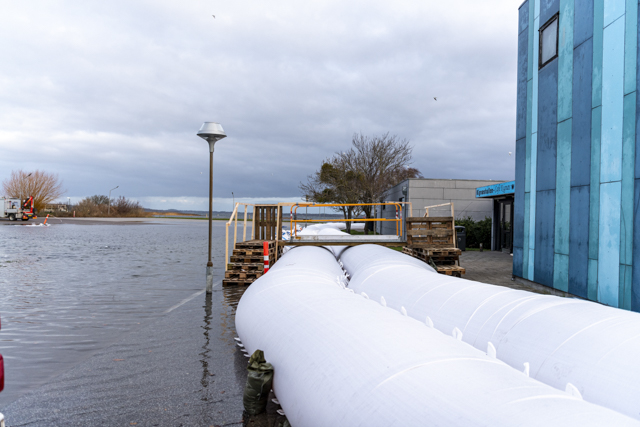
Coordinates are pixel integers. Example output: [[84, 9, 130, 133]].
[[290, 202, 408, 239]]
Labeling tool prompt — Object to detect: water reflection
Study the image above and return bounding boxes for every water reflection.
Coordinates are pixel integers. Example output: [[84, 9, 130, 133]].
[[200, 292, 213, 393], [0, 220, 228, 407]]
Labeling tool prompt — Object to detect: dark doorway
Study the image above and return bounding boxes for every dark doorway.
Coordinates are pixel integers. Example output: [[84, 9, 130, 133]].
[[493, 197, 514, 253]]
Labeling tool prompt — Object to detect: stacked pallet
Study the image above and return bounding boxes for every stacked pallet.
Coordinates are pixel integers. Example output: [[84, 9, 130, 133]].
[[224, 240, 278, 287], [404, 216, 465, 277]]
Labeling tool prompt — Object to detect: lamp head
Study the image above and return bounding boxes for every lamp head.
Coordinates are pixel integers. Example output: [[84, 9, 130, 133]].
[[197, 122, 227, 152]]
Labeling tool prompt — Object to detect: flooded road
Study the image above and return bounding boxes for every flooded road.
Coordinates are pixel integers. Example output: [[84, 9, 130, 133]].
[[0, 219, 245, 411]]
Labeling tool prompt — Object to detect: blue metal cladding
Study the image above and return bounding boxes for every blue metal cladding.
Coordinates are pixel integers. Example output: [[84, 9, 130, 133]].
[[517, 20, 529, 141], [535, 189, 556, 287], [572, 39, 593, 187], [633, 0, 640, 310], [598, 181, 622, 307], [574, 0, 594, 47], [513, 0, 640, 311], [514, 137, 526, 277], [537, 61, 559, 192], [514, 4, 529, 277], [569, 185, 590, 297], [632, 179, 640, 311], [519, 1, 530, 35], [540, 0, 560, 27]]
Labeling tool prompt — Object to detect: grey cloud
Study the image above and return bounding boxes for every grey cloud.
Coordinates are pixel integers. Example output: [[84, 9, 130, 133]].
[[0, 0, 518, 206]]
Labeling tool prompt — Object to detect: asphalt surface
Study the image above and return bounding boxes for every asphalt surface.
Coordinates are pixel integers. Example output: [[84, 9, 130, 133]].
[[2, 283, 253, 427]]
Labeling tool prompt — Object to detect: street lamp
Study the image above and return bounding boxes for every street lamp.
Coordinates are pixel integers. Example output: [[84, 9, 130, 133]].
[[197, 122, 227, 293], [108, 186, 119, 215]]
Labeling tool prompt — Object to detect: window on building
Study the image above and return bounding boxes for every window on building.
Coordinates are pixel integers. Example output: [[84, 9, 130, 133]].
[[539, 14, 558, 68]]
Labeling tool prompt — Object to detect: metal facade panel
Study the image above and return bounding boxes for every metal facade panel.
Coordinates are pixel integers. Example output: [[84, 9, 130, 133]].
[[555, 119, 572, 256], [637, 0, 640, 180], [533, 17, 540, 134], [515, 137, 526, 251], [569, 185, 590, 297], [517, 30, 529, 141], [540, 0, 559, 27], [557, 0, 574, 122], [553, 253, 570, 291], [519, 0, 530, 34], [603, 0, 626, 27], [620, 264, 633, 310], [524, 193, 531, 274], [534, 189, 556, 287], [526, 79, 533, 193], [537, 60, 559, 192], [598, 180, 622, 307], [513, 247, 524, 277], [528, 0, 535, 80], [632, 178, 640, 310], [600, 17, 625, 184], [620, 93, 636, 267], [574, 0, 594, 48], [571, 38, 594, 187], [588, 258, 599, 300], [624, 0, 637, 94], [590, 109, 603, 261], [528, 133, 539, 279], [592, 0, 605, 106]]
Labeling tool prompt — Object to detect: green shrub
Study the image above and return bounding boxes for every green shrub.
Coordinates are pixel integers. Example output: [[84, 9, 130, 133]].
[[456, 216, 492, 249]]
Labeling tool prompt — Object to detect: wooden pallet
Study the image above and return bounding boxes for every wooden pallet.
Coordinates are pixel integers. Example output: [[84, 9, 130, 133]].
[[435, 265, 466, 277], [222, 279, 254, 287], [406, 217, 456, 247], [224, 270, 263, 280], [223, 240, 279, 287], [402, 246, 465, 276]]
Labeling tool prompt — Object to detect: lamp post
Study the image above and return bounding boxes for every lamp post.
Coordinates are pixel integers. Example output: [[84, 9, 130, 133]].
[[108, 186, 119, 215], [197, 122, 227, 293]]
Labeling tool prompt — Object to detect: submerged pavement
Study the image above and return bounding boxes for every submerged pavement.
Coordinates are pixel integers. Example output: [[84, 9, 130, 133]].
[[3, 282, 250, 427]]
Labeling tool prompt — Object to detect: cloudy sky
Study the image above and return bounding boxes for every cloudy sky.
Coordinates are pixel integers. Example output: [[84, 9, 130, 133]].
[[0, 0, 519, 211]]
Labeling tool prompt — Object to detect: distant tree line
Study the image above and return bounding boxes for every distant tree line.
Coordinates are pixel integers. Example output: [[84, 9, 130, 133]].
[[3, 169, 147, 218], [67, 195, 147, 217], [300, 133, 422, 233]]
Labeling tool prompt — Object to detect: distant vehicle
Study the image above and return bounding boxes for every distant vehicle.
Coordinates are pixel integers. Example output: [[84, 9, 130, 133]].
[[0, 196, 36, 221]]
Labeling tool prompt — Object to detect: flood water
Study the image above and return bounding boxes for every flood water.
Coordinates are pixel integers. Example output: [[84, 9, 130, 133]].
[[0, 219, 242, 409]]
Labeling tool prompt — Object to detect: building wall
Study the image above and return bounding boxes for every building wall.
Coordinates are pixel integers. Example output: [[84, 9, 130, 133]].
[[514, 0, 639, 311], [377, 179, 503, 235]]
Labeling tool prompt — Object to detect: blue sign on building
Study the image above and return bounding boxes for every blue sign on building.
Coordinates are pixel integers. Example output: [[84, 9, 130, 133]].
[[475, 181, 515, 198]]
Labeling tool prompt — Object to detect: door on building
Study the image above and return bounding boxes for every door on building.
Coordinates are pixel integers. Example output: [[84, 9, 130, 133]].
[[496, 198, 513, 253]]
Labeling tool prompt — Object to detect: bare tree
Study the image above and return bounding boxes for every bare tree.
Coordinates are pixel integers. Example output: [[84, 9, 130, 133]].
[[300, 155, 363, 233], [345, 133, 422, 233], [301, 133, 421, 234], [2, 170, 65, 211]]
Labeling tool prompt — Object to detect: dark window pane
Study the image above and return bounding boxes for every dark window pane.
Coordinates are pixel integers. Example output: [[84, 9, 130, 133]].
[[541, 18, 557, 65]]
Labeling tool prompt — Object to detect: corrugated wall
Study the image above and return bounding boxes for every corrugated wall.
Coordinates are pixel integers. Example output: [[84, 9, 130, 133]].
[[513, 0, 639, 311]]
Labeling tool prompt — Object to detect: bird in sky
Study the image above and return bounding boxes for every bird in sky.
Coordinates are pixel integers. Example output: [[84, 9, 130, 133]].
[[212, 15, 215, 18], [434, 97, 437, 101], [509, 152, 512, 156]]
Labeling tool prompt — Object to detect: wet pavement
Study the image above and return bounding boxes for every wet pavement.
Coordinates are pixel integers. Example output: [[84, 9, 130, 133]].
[[3, 285, 248, 426], [460, 250, 574, 297]]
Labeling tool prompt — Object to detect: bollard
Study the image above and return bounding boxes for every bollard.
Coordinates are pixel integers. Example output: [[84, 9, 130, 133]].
[[479, 243, 483, 252], [263, 241, 270, 273]]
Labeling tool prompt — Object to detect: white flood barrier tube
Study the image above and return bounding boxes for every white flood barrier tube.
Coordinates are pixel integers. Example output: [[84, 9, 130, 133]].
[[341, 244, 640, 421], [236, 246, 639, 426]]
